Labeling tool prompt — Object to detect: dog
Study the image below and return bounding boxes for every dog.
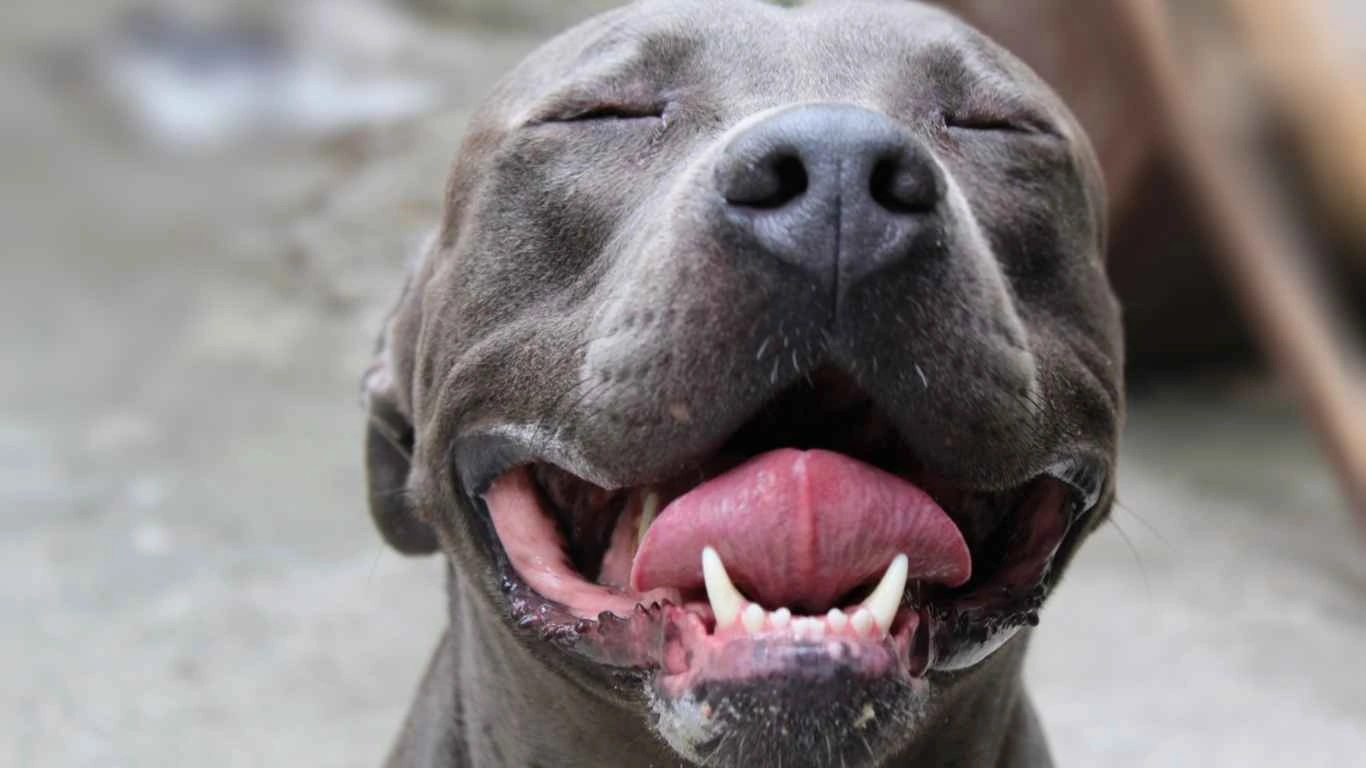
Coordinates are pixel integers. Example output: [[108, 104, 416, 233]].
[[363, 1, 1123, 765]]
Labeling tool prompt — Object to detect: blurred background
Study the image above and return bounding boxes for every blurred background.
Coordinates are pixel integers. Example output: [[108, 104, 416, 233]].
[[1, 0, 1362, 766]]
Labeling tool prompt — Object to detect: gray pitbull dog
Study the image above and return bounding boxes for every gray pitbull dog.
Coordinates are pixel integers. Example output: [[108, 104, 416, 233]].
[[363, 1, 1122, 766]]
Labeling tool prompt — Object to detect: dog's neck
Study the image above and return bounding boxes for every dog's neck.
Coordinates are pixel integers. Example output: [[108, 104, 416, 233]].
[[385, 567, 1052, 768]]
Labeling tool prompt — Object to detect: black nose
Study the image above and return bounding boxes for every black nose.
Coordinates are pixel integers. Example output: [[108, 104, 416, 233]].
[[715, 104, 943, 306]]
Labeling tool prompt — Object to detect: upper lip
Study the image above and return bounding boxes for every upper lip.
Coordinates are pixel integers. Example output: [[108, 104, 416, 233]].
[[455, 434, 1104, 515], [452, 408, 1107, 524]]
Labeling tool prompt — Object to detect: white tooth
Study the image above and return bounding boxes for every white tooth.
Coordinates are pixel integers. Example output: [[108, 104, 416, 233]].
[[770, 607, 792, 629], [702, 547, 744, 629], [861, 554, 909, 635], [637, 492, 660, 544], [742, 603, 766, 634], [851, 608, 876, 636], [807, 619, 826, 640], [826, 608, 849, 632], [794, 617, 825, 641]]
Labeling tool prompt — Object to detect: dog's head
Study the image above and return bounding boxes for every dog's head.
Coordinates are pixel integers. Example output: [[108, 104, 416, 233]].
[[364, 0, 1122, 764]]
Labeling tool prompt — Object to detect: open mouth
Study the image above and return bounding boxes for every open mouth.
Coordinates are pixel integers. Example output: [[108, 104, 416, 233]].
[[459, 370, 1104, 691]]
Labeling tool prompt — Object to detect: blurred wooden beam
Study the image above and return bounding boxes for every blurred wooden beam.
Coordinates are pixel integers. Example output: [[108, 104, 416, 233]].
[[1114, 0, 1366, 518], [1222, 0, 1366, 256]]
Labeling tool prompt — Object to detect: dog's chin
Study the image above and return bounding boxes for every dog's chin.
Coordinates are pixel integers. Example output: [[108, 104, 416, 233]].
[[653, 664, 928, 767], [453, 372, 1104, 764]]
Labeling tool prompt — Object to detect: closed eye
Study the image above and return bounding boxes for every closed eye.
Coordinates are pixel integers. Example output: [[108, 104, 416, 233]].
[[548, 103, 667, 123], [945, 114, 1058, 137]]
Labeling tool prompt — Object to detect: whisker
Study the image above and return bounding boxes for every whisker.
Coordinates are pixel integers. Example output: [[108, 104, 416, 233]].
[[1106, 515, 1152, 604]]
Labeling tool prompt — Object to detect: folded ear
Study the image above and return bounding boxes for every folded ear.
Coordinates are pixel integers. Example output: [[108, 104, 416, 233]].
[[362, 243, 440, 556], [363, 356, 439, 555]]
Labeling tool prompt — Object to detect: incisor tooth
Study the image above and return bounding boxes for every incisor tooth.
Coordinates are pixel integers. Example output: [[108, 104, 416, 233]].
[[827, 608, 849, 632], [742, 603, 766, 634], [770, 608, 792, 629], [702, 547, 744, 629], [861, 554, 909, 634], [809, 619, 826, 640], [851, 608, 875, 636], [796, 618, 826, 641]]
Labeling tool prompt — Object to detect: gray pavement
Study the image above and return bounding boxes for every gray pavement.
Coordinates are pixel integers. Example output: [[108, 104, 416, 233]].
[[2, 2, 1362, 766]]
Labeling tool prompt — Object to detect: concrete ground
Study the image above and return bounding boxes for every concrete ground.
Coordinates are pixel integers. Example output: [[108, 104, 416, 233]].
[[2, 2, 1362, 766]]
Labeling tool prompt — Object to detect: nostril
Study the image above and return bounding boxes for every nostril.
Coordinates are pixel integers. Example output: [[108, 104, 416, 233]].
[[767, 155, 809, 208], [869, 153, 937, 215], [725, 152, 809, 209]]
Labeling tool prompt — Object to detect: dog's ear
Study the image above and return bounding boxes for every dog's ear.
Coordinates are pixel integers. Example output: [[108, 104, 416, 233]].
[[364, 366, 439, 555], [362, 247, 440, 555]]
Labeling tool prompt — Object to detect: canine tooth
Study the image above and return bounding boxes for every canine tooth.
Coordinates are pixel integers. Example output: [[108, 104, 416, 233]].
[[702, 547, 744, 629], [770, 607, 792, 629], [637, 492, 659, 544], [861, 554, 909, 635], [742, 603, 766, 634], [826, 608, 849, 632], [851, 608, 876, 636]]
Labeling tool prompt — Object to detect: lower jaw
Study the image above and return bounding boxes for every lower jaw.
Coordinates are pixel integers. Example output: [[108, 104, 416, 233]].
[[496, 566, 1027, 693], [654, 603, 926, 699]]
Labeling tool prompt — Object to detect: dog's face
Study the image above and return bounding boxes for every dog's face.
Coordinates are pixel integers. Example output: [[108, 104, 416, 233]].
[[365, 0, 1122, 764]]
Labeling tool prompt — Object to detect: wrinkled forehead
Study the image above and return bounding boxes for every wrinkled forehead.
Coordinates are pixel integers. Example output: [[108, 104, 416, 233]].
[[491, 0, 1070, 127]]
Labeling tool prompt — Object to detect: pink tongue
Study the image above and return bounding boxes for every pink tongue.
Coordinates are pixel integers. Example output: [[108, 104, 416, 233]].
[[630, 449, 972, 611]]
